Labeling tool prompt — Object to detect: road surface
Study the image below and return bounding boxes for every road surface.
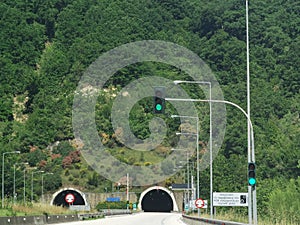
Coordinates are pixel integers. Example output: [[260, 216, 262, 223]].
[[53, 212, 187, 225]]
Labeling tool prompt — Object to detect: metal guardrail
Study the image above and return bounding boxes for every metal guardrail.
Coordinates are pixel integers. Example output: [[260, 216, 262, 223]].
[[78, 209, 132, 220], [182, 215, 248, 225]]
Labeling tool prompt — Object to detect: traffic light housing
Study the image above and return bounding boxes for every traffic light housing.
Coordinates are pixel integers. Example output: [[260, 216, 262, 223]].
[[248, 162, 256, 187], [153, 87, 165, 114]]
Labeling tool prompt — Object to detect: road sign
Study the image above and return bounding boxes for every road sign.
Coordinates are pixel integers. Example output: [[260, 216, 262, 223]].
[[184, 204, 189, 211], [133, 203, 137, 211], [195, 198, 205, 208], [106, 197, 120, 202], [65, 193, 75, 204], [213, 192, 248, 207]]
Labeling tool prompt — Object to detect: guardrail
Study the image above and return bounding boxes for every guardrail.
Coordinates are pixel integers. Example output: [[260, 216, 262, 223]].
[[182, 214, 248, 225], [0, 209, 133, 224], [78, 209, 132, 220]]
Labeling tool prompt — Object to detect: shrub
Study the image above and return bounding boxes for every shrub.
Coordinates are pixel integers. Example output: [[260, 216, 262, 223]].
[[95, 201, 127, 211]]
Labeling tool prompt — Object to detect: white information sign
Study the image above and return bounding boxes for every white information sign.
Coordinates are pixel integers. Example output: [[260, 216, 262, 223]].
[[203, 200, 208, 209], [213, 192, 248, 207]]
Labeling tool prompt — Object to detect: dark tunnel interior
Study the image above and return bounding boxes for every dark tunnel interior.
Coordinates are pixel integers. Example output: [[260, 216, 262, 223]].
[[141, 189, 173, 212], [52, 190, 85, 207]]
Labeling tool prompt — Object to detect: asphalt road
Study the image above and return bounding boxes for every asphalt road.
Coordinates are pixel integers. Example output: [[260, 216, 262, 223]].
[[53, 212, 188, 225]]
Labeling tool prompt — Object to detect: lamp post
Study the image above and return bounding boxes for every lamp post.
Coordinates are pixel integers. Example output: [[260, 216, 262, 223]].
[[42, 173, 53, 203], [172, 148, 192, 206], [31, 170, 44, 203], [13, 162, 28, 205], [173, 80, 212, 217], [2, 151, 20, 207], [175, 130, 200, 216], [245, 1, 257, 224], [23, 168, 26, 205], [171, 114, 200, 206]]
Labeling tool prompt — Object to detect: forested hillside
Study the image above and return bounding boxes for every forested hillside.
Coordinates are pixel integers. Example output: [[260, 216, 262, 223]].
[[0, 0, 299, 223]]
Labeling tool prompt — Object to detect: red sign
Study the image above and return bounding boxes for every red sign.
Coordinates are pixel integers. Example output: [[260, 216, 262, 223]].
[[195, 198, 205, 209], [65, 193, 75, 204]]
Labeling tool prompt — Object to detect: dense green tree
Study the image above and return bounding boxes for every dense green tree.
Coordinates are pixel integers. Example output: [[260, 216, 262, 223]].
[[0, 1, 298, 221]]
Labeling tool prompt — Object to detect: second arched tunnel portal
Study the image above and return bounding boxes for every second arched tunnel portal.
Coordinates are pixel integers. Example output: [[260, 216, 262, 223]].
[[139, 186, 179, 212], [141, 189, 173, 212]]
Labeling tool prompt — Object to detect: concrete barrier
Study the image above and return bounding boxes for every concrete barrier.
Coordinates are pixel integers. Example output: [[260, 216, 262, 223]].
[[182, 215, 248, 225], [0, 214, 79, 225], [46, 214, 79, 224]]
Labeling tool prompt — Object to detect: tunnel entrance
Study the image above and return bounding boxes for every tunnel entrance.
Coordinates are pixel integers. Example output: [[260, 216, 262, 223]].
[[51, 188, 87, 208], [141, 188, 175, 212]]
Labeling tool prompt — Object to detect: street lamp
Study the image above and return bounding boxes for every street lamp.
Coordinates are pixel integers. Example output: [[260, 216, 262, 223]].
[[171, 148, 192, 205], [173, 80, 212, 218], [31, 170, 44, 203], [175, 131, 200, 216], [172, 114, 199, 200], [42, 173, 53, 203], [245, 1, 257, 224], [23, 168, 26, 205], [13, 162, 28, 205], [2, 151, 20, 207]]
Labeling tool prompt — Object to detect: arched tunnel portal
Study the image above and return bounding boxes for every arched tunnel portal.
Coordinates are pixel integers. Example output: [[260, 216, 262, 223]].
[[139, 186, 178, 212], [51, 188, 88, 208]]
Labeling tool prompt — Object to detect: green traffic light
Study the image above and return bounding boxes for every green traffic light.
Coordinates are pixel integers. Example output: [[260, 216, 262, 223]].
[[156, 104, 162, 111], [249, 177, 256, 186]]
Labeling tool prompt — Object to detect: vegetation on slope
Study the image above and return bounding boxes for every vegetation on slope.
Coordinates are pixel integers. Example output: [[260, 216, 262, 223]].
[[0, 0, 299, 223]]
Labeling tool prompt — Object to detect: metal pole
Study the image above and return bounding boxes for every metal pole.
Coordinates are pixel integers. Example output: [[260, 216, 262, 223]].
[[173, 80, 212, 218], [41, 173, 52, 204], [31, 171, 44, 203], [208, 83, 213, 219], [167, 97, 256, 221], [23, 169, 26, 205], [246, 0, 256, 224], [13, 162, 28, 205], [31, 172, 33, 203], [187, 152, 190, 205], [42, 174, 44, 203], [2, 153, 4, 207], [13, 164, 16, 205], [196, 117, 200, 217], [252, 123, 257, 224], [2, 151, 20, 207], [126, 173, 129, 210]]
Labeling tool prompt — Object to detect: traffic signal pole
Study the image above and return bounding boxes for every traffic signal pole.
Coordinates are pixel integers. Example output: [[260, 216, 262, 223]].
[[166, 97, 257, 224]]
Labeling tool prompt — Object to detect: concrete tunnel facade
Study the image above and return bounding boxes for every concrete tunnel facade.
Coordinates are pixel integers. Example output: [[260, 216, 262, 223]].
[[50, 188, 88, 208], [138, 186, 179, 212]]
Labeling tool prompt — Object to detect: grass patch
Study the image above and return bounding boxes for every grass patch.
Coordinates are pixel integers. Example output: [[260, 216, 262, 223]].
[[0, 203, 73, 217], [190, 211, 298, 225], [108, 147, 165, 165]]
